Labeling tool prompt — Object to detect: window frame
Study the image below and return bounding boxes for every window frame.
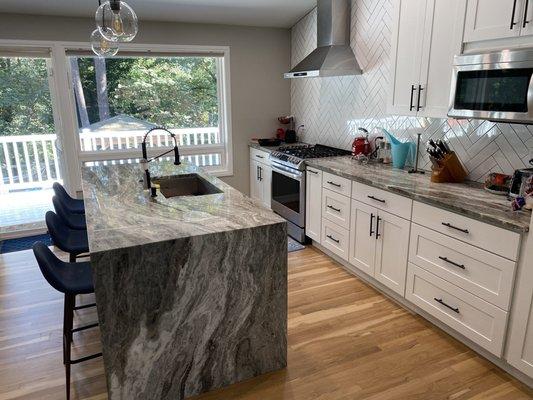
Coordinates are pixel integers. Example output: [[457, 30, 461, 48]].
[[0, 40, 233, 193]]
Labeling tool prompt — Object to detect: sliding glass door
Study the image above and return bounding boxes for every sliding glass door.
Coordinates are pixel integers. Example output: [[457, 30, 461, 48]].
[[0, 53, 64, 237]]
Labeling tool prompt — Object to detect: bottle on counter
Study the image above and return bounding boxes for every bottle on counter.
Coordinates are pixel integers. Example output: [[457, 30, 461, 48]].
[[383, 142, 392, 164]]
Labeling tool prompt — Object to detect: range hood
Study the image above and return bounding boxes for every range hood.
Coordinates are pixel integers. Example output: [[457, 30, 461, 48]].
[[284, 0, 362, 79]]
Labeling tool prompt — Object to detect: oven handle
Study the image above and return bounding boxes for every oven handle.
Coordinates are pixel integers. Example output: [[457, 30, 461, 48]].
[[271, 164, 303, 181]]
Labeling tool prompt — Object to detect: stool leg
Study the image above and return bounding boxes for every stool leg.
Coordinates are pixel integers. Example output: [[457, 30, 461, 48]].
[[63, 294, 75, 400], [69, 253, 76, 263]]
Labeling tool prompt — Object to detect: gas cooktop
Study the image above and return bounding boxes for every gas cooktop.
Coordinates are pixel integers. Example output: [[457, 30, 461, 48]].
[[270, 144, 351, 170]]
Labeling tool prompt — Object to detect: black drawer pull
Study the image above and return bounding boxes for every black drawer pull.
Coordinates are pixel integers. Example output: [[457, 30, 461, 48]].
[[368, 195, 386, 203], [439, 256, 466, 270], [370, 213, 375, 237], [327, 181, 342, 188], [326, 234, 340, 244], [434, 298, 460, 314], [327, 205, 341, 213], [441, 222, 469, 234], [255, 154, 264, 159], [308, 169, 319, 175]]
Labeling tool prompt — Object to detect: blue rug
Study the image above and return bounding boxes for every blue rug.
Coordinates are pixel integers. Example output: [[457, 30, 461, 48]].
[[0, 234, 52, 254], [288, 236, 306, 253]]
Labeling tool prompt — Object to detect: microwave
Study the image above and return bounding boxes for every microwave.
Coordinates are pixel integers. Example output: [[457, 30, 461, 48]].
[[448, 48, 533, 124]]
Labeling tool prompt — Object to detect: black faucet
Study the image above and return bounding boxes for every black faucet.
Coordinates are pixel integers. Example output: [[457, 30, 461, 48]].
[[141, 127, 181, 190]]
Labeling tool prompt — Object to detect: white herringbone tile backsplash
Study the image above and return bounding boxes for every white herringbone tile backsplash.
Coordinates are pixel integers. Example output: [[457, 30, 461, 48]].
[[291, 2, 533, 182]]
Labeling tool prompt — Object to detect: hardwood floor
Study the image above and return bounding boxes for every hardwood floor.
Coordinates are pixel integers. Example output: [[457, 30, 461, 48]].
[[1, 246, 532, 399]]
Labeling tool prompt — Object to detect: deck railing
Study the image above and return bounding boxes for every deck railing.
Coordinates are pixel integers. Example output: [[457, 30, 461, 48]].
[[0, 127, 220, 193]]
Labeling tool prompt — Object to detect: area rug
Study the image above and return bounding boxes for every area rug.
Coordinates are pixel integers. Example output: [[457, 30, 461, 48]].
[[288, 236, 306, 253], [0, 234, 52, 254]]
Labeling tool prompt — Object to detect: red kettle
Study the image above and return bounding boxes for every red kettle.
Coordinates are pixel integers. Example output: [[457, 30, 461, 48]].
[[352, 128, 370, 156]]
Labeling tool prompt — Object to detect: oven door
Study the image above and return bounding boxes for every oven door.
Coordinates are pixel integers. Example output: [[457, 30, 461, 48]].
[[448, 61, 533, 123], [271, 163, 305, 228]]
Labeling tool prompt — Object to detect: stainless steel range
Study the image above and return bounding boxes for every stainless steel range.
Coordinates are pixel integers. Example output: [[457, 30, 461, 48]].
[[269, 144, 351, 243]]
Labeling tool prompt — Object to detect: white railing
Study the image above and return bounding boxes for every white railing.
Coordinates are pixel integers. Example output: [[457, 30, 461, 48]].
[[0, 134, 61, 193], [79, 127, 220, 152], [0, 127, 220, 192]]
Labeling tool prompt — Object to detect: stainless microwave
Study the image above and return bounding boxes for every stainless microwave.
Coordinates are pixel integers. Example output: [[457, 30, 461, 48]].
[[448, 48, 533, 124]]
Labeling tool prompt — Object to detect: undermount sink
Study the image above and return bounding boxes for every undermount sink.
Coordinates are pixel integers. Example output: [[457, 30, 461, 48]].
[[151, 174, 223, 198]]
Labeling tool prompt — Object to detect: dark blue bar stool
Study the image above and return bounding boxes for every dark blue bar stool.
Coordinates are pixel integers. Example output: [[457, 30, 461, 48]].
[[32, 242, 101, 400], [45, 211, 89, 263], [53, 182, 85, 215], [52, 196, 87, 230]]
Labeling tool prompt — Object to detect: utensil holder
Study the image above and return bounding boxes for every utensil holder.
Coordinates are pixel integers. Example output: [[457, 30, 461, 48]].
[[431, 152, 467, 183]]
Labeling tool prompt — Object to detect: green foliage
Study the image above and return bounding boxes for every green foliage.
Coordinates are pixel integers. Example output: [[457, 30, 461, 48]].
[[0, 58, 55, 136], [78, 56, 219, 129]]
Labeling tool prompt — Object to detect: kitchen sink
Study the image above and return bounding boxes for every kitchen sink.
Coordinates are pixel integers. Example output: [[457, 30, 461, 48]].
[[151, 174, 223, 198]]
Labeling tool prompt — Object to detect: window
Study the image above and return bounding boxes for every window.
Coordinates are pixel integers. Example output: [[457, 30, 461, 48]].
[[67, 52, 231, 174]]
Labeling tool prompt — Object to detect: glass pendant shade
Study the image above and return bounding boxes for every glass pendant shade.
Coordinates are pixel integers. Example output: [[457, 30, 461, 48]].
[[91, 29, 119, 57], [95, 1, 138, 42]]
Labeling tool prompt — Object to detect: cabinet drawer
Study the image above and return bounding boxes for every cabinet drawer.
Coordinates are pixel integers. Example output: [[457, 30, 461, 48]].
[[352, 182, 412, 220], [409, 224, 516, 310], [412, 201, 520, 260], [323, 172, 352, 197], [322, 188, 350, 229], [406, 264, 508, 357], [321, 218, 349, 261], [250, 147, 270, 165]]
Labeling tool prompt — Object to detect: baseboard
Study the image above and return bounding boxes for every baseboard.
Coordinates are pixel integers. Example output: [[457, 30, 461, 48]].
[[312, 241, 533, 389]]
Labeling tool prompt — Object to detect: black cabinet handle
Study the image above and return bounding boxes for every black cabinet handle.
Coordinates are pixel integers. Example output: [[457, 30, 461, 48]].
[[416, 85, 424, 111], [327, 205, 341, 213], [327, 181, 342, 188], [368, 195, 386, 203], [257, 165, 260, 182], [370, 213, 375, 237], [434, 298, 460, 314], [511, 0, 519, 29], [441, 222, 469, 234], [376, 216, 382, 238], [308, 169, 319, 175], [439, 256, 466, 270], [409, 85, 416, 111], [524, 0, 530, 27], [255, 154, 264, 159], [326, 234, 340, 244]]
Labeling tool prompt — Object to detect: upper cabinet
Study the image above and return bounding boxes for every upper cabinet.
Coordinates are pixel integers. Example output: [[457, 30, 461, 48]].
[[464, 0, 533, 42], [388, 0, 467, 119]]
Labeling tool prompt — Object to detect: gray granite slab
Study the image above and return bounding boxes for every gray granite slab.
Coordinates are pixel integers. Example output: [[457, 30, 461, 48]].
[[81, 161, 285, 254], [306, 156, 531, 233]]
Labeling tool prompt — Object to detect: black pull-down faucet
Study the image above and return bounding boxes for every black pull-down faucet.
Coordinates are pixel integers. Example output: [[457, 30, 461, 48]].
[[141, 127, 181, 191]]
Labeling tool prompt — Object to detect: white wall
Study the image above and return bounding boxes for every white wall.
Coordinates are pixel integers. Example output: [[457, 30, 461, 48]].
[[0, 13, 291, 194], [291, 3, 533, 182]]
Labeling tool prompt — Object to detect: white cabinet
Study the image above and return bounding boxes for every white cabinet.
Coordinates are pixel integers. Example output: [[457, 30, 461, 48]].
[[388, 0, 466, 118], [464, 0, 532, 42], [305, 167, 322, 242], [507, 229, 533, 378], [249, 148, 271, 209], [349, 200, 410, 296]]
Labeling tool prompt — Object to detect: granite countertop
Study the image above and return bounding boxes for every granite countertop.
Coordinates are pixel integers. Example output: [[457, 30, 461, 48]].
[[81, 161, 285, 254], [249, 141, 309, 154], [306, 156, 531, 233]]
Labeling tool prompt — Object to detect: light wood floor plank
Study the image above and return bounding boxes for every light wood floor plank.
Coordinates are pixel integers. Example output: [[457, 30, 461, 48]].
[[0, 246, 531, 399]]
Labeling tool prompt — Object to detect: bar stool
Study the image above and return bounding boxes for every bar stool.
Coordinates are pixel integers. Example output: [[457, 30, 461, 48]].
[[53, 182, 85, 215], [52, 196, 87, 230], [32, 242, 101, 400], [45, 211, 89, 263]]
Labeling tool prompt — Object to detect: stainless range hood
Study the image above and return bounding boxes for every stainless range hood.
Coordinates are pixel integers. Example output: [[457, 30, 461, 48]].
[[284, 0, 362, 79]]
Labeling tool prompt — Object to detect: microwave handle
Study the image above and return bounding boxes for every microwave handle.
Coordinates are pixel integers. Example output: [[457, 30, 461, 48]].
[[511, 0, 519, 29]]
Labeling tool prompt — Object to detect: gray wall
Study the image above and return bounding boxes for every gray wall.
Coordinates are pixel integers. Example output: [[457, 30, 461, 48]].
[[0, 14, 291, 194]]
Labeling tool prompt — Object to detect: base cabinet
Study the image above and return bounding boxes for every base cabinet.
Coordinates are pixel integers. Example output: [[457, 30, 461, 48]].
[[349, 200, 410, 296], [305, 167, 322, 242], [249, 149, 271, 209]]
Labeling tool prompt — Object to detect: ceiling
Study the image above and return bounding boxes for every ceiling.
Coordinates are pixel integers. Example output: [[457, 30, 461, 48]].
[[0, 0, 316, 28]]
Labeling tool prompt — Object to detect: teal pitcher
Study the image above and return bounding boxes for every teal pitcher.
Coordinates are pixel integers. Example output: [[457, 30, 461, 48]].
[[381, 129, 415, 169]]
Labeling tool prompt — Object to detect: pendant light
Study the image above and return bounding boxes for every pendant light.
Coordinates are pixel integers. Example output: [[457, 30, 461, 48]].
[[91, 28, 119, 57], [96, 0, 138, 42]]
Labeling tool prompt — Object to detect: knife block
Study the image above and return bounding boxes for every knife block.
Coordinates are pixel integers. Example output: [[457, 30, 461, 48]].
[[431, 152, 467, 183]]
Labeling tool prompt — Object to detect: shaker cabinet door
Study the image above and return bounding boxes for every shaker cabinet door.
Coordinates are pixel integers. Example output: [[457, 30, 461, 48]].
[[464, 0, 523, 42], [250, 160, 262, 202], [374, 210, 410, 296], [349, 200, 377, 277], [388, 0, 427, 116], [261, 164, 272, 209], [305, 168, 323, 242]]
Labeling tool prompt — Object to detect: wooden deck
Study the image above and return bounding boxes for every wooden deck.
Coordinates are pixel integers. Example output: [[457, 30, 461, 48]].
[[0, 188, 52, 237], [0, 246, 532, 399]]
